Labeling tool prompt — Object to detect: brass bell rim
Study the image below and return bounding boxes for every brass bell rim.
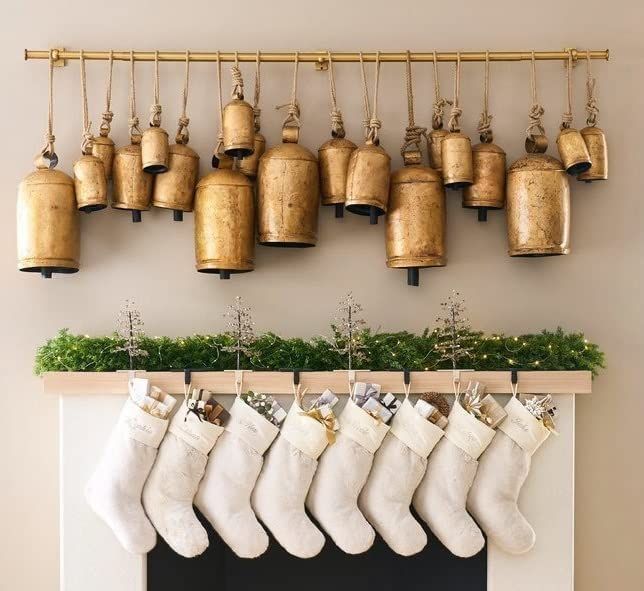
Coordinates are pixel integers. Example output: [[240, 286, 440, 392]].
[[564, 160, 592, 176], [444, 180, 473, 190], [509, 246, 570, 257], [196, 263, 254, 273], [152, 199, 193, 212], [78, 202, 108, 213], [345, 202, 386, 216], [111, 202, 151, 211], [143, 163, 169, 174], [386, 257, 446, 268], [577, 172, 607, 182], [223, 145, 255, 159], [462, 201, 504, 209], [18, 258, 79, 272], [258, 237, 317, 248]]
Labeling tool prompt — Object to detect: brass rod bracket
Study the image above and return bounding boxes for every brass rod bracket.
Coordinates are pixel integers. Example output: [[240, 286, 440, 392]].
[[564, 47, 580, 68], [315, 55, 329, 71], [51, 48, 67, 67]]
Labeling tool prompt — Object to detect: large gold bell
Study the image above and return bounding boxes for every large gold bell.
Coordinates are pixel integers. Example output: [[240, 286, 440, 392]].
[[194, 169, 255, 279], [152, 143, 200, 221], [92, 134, 115, 180], [17, 168, 80, 278], [73, 153, 108, 213], [345, 142, 391, 224], [428, 128, 449, 173], [441, 131, 473, 189], [578, 126, 607, 182], [386, 151, 446, 286], [506, 152, 570, 256], [223, 98, 255, 158], [112, 142, 153, 222], [141, 126, 169, 174], [257, 128, 320, 247], [319, 137, 357, 217], [463, 142, 506, 221], [239, 132, 266, 178], [556, 127, 591, 175]]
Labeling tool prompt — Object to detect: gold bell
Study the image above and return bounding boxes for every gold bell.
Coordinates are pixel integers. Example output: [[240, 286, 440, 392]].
[[18, 166, 80, 278], [577, 126, 607, 182], [73, 150, 108, 213], [506, 136, 570, 256], [222, 59, 255, 158], [141, 52, 169, 173], [345, 141, 391, 223], [239, 132, 265, 178], [319, 137, 357, 217], [556, 126, 591, 175], [257, 125, 320, 246], [152, 141, 199, 221], [92, 134, 115, 180], [386, 149, 446, 286], [463, 140, 506, 221], [441, 131, 473, 189], [194, 168, 255, 279], [112, 138, 153, 222], [428, 128, 449, 173]]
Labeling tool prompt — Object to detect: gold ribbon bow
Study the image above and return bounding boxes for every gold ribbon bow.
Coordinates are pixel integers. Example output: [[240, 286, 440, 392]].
[[300, 408, 337, 445]]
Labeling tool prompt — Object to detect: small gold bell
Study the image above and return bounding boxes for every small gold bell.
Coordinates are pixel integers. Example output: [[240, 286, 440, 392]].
[[238, 132, 265, 178], [386, 150, 446, 286], [441, 131, 473, 189], [428, 128, 449, 173], [18, 165, 80, 278], [578, 126, 607, 182], [556, 126, 591, 175], [152, 141, 199, 221], [463, 137, 506, 221], [194, 168, 255, 279], [113, 138, 153, 222], [73, 150, 108, 213], [141, 51, 169, 173], [222, 58, 255, 158], [92, 134, 115, 180], [506, 136, 570, 256], [319, 137, 357, 217]]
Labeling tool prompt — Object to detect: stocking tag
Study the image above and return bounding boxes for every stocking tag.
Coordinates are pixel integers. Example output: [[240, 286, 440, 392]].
[[281, 403, 329, 460], [169, 402, 224, 455], [340, 398, 390, 454], [390, 398, 444, 458], [226, 396, 280, 455], [499, 396, 551, 455], [119, 399, 169, 449], [444, 400, 496, 459]]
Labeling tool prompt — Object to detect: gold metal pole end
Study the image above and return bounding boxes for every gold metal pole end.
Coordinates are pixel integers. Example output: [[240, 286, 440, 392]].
[[605, 48, 610, 61]]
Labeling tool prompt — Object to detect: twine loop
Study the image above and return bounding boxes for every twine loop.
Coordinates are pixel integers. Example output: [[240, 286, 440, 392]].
[[431, 50, 452, 130], [127, 51, 142, 143], [277, 52, 301, 131], [327, 50, 346, 138], [359, 51, 382, 145], [401, 50, 427, 157], [560, 51, 574, 130], [585, 50, 599, 127], [526, 51, 546, 140], [231, 51, 244, 100], [149, 50, 162, 127], [175, 50, 191, 144], [99, 50, 114, 137], [214, 50, 225, 158], [447, 52, 463, 133], [79, 50, 94, 155], [252, 50, 262, 132], [477, 51, 494, 143]]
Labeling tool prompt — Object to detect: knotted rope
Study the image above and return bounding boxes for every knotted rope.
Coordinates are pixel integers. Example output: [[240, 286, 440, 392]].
[[447, 52, 463, 133], [35, 50, 57, 169], [327, 50, 346, 138], [560, 51, 574, 130], [128, 50, 142, 143], [526, 51, 545, 141], [585, 50, 599, 127], [231, 51, 244, 100], [252, 50, 261, 132], [401, 50, 427, 157], [79, 50, 94, 155], [99, 50, 114, 138], [175, 50, 191, 144], [477, 51, 493, 143], [214, 50, 225, 158], [276, 51, 301, 131], [359, 51, 382, 145], [149, 50, 162, 128], [431, 50, 452, 130]]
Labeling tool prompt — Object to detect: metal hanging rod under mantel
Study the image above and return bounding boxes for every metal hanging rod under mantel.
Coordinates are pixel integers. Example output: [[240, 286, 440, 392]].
[[25, 48, 610, 70]]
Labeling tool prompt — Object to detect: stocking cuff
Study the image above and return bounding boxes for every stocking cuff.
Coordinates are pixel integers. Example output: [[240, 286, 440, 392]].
[[169, 402, 225, 455], [281, 403, 329, 460], [340, 398, 390, 454], [390, 398, 444, 458], [226, 397, 280, 455], [499, 396, 551, 455], [444, 399, 496, 459], [119, 398, 169, 449]]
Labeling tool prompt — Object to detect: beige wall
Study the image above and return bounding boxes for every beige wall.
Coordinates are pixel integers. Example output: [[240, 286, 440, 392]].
[[1, 1, 642, 588]]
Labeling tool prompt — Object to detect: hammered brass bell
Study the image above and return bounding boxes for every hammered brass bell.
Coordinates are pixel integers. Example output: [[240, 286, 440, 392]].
[[386, 151, 446, 286], [463, 141, 506, 220], [18, 167, 80, 278], [113, 139, 153, 222], [506, 143, 570, 256], [141, 51, 169, 173], [222, 59, 255, 158], [578, 126, 607, 182], [258, 126, 320, 246], [556, 126, 591, 175], [428, 128, 449, 172], [194, 169, 255, 279], [74, 152, 108, 213]]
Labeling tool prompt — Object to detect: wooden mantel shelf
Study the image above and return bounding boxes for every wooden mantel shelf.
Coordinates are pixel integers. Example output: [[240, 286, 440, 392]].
[[43, 370, 592, 396]]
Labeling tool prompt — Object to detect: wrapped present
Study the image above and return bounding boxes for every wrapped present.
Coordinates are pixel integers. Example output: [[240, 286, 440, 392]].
[[310, 388, 339, 410], [380, 392, 401, 416], [351, 382, 381, 407], [362, 396, 393, 424]]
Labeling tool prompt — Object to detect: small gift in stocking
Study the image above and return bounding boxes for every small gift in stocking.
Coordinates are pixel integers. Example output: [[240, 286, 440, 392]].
[[306, 398, 390, 554]]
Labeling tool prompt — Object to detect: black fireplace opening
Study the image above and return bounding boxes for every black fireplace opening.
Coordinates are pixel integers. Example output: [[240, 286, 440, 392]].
[[147, 510, 487, 591]]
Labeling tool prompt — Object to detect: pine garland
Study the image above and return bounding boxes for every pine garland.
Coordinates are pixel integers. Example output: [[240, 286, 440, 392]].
[[34, 328, 605, 376]]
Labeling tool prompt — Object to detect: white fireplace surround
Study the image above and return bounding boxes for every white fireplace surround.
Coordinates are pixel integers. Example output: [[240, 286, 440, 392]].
[[52, 370, 585, 591]]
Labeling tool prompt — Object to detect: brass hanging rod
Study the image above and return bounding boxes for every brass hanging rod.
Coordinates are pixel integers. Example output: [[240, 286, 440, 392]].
[[25, 48, 609, 70]]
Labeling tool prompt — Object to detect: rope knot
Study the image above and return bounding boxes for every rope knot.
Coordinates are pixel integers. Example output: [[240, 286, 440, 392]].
[[447, 105, 463, 133], [330, 108, 346, 138], [81, 127, 94, 155], [526, 103, 545, 139], [175, 116, 190, 144], [99, 110, 114, 137], [477, 111, 493, 143], [432, 98, 452, 130], [401, 124, 427, 156], [560, 111, 573, 130], [367, 117, 382, 144], [149, 103, 162, 127], [277, 100, 301, 129], [231, 65, 244, 100], [585, 77, 598, 126]]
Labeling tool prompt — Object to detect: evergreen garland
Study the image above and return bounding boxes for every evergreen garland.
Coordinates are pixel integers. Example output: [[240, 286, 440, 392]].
[[34, 328, 605, 376]]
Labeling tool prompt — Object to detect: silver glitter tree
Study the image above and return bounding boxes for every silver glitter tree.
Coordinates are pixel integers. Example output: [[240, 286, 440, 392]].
[[330, 292, 368, 370], [115, 299, 149, 370], [221, 296, 256, 370], [434, 290, 476, 369]]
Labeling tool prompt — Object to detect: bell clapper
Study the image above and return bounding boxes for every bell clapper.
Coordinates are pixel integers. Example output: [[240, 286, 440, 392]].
[[478, 207, 488, 222], [131, 210, 142, 223], [407, 268, 420, 287], [369, 206, 378, 225], [173, 210, 183, 222], [219, 270, 231, 280], [334, 204, 344, 218]]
